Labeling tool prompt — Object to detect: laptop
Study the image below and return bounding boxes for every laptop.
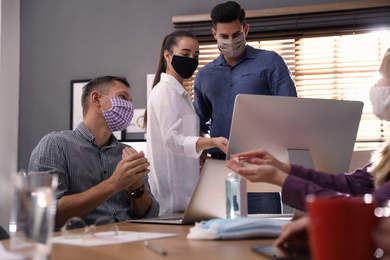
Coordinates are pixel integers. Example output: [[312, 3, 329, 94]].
[[128, 158, 229, 225]]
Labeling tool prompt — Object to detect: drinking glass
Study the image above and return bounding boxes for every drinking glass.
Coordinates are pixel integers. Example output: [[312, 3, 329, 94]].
[[9, 172, 58, 260]]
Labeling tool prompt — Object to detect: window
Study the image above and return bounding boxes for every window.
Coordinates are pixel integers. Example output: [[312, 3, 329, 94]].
[[185, 29, 390, 149]]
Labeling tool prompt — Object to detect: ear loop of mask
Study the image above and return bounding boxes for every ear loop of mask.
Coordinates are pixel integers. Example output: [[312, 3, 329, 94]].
[[98, 93, 112, 111]]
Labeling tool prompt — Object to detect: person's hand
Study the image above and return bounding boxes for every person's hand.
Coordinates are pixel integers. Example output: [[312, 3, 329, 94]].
[[225, 159, 288, 186], [109, 147, 150, 192], [375, 217, 390, 259], [273, 216, 311, 257], [213, 137, 229, 154], [229, 148, 291, 174], [122, 146, 137, 159]]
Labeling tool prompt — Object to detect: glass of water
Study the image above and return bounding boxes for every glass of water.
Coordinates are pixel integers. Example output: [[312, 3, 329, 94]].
[[9, 172, 58, 260]]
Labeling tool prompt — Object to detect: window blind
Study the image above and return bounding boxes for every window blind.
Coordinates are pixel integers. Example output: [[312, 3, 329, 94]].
[[173, 1, 390, 41]]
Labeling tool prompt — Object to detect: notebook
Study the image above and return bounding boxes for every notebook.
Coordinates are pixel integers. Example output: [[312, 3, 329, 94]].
[[127, 158, 229, 225]]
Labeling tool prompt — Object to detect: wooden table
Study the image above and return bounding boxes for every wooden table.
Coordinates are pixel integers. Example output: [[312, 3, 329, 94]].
[[3, 222, 275, 259]]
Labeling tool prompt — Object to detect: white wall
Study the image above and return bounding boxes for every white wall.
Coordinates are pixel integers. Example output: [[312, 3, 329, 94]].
[[0, 0, 20, 230]]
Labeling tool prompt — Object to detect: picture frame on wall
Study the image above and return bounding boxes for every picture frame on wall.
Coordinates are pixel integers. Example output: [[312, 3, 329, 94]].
[[124, 108, 146, 141], [70, 79, 124, 140], [121, 74, 153, 142]]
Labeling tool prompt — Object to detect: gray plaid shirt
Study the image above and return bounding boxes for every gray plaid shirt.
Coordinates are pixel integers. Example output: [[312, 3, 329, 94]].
[[28, 123, 159, 227]]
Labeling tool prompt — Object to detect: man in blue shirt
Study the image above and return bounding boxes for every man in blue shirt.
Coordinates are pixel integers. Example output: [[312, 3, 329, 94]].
[[194, 1, 297, 161], [193, 1, 297, 214]]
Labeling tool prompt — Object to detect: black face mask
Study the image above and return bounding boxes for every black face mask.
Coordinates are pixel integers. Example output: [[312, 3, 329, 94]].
[[171, 55, 199, 79]]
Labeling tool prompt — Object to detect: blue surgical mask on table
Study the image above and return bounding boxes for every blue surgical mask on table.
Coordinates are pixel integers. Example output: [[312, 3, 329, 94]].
[[369, 85, 390, 121], [186, 217, 286, 240], [217, 33, 246, 59], [170, 54, 199, 79], [100, 94, 134, 132]]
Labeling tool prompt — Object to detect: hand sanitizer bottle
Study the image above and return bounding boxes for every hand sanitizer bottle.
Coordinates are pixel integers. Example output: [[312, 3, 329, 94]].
[[226, 158, 248, 219]]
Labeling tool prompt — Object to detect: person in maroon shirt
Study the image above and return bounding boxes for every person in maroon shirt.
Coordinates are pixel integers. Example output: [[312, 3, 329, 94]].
[[225, 148, 390, 211], [225, 47, 390, 258]]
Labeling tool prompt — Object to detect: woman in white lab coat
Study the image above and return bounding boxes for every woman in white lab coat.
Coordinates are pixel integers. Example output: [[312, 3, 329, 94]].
[[144, 31, 228, 215]]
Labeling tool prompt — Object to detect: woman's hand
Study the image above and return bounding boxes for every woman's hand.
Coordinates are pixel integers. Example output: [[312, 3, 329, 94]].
[[274, 216, 311, 257], [213, 137, 229, 154], [225, 158, 288, 186], [229, 148, 291, 174]]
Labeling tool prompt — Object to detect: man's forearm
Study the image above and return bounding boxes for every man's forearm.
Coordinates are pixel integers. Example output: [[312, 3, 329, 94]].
[[129, 191, 153, 218], [55, 179, 117, 227]]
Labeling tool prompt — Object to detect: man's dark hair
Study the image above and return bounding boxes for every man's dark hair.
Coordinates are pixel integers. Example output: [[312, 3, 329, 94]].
[[81, 76, 130, 116], [210, 1, 246, 28]]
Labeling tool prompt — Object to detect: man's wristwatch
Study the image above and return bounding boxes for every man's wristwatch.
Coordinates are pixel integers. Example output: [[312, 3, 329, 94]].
[[127, 184, 145, 199]]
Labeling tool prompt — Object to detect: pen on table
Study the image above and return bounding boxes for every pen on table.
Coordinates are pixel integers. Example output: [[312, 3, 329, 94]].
[[144, 241, 167, 256]]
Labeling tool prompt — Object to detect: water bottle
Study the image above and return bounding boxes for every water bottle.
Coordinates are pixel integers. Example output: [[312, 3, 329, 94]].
[[226, 169, 247, 219]]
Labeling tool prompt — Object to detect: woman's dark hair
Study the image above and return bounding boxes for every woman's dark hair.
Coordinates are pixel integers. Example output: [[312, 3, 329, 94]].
[[210, 1, 246, 28], [143, 30, 197, 129], [81, 76, 130, 116]]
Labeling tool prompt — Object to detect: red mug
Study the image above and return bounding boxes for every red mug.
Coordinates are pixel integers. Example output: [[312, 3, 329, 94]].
[[307, 195, 379, 260]]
